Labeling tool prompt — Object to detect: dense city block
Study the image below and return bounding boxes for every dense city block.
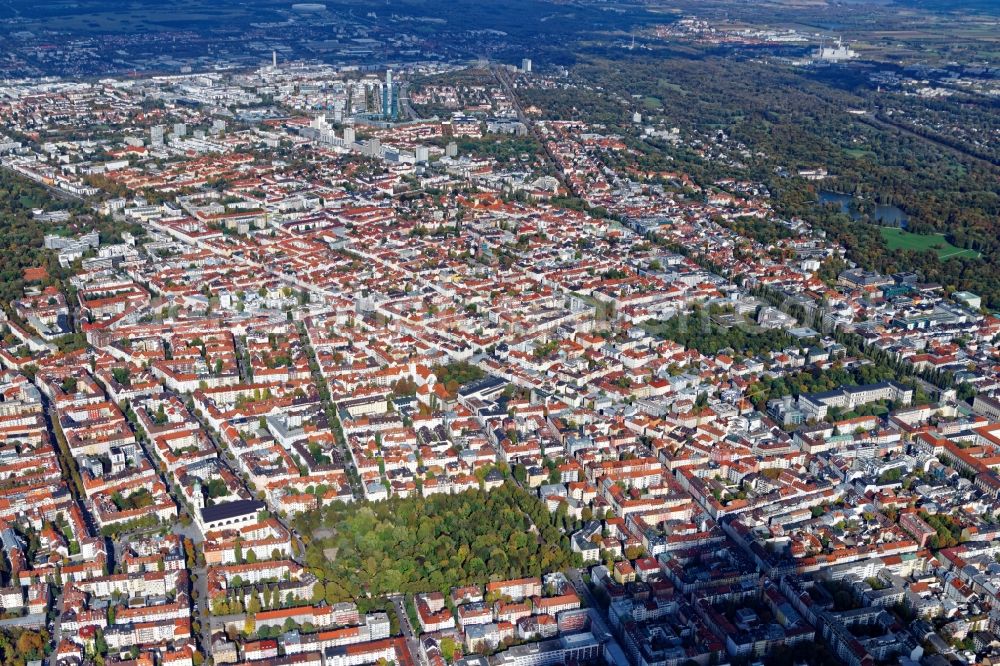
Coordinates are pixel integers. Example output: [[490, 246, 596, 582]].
[[0, 1, 998, 665]]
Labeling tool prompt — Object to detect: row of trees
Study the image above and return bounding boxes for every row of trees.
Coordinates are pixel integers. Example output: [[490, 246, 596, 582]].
[[211, 582, 296, 616]]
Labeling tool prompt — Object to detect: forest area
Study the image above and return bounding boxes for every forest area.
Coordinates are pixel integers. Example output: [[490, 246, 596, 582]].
[[0, 628, 48, 666], [0, 169, 143, 309], [294, 483, 580, 604], [0, 169, 80, 307]]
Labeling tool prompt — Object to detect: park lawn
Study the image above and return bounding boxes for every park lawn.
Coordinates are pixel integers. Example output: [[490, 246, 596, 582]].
[[571, 291, 613, 320], [657, 80, 690, 95], [844, 147, 874, 159], [879, 227, 981, 260]]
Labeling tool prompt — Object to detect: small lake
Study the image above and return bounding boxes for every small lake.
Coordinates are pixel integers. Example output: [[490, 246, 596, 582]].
[[818, 190, 908, 228]]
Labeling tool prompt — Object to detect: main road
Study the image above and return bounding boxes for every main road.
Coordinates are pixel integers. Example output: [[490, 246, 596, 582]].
[[490, 64, 570, 194], [389, 594, 425, 666], [565, 568, 614, 643]]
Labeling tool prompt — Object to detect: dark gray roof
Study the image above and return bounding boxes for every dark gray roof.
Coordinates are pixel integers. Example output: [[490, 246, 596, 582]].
[[201, 499, 264, 523]]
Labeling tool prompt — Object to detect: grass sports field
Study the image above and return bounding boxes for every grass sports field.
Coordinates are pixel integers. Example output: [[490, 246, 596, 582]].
[[880, 227, 981, 260]]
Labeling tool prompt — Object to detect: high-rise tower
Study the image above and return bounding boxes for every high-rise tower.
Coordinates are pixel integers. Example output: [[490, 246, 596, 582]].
[[382, 69, 395, 121]]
